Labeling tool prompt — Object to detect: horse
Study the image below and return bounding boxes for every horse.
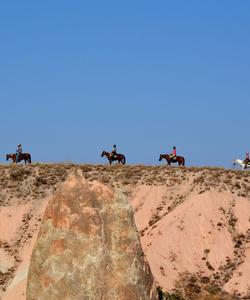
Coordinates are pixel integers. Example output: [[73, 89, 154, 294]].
[[101, 151, 126, 165], [159, 154, 185, 166], [6, 153, 32, 164], [233, 158, 250, 170]]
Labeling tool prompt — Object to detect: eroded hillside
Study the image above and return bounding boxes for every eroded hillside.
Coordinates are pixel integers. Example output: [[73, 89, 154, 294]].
[[0, 164, 250, 300]]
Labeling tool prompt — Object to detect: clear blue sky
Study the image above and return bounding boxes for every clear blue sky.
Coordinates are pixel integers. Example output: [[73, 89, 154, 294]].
[[0, 1, 249, 166]]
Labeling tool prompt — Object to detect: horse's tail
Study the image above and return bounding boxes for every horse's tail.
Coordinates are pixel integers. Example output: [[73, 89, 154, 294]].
[[28, 154, 32, 163], [122, 156, 126, 165], [182, 157, 185, 166]]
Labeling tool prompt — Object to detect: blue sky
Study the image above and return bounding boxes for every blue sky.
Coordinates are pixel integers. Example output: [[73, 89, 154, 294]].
[[0, 1, 249, 166]]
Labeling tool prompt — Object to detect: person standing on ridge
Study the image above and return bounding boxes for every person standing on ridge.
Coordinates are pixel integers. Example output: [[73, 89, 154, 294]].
[[169, 146, 177, 161], [244, 152, 250, 169], [16, 144, 23, 163]]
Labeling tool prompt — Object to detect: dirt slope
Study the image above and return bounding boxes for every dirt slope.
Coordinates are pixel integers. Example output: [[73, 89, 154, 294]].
[[0, 164, 250, 299], [0, 165, 69, 300]]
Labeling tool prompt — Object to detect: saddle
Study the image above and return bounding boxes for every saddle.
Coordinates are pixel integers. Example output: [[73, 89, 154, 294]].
[[244, 159, 250, 165], [16, 153, 24, 162], [169, 155, 177, 162], [110, 153, 117, 160]]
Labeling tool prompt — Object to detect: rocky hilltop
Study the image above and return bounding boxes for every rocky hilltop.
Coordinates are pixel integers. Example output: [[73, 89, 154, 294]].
[[0, 164, 250, 300]]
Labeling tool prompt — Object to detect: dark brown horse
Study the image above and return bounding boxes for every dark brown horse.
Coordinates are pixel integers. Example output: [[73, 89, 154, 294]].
[[159, 154, 185, 166], [6, 153, 32, 164], [101, 151, 126, 165]]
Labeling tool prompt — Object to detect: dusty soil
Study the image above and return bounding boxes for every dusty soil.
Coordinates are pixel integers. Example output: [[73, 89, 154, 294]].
[[0, 164, 249, 299]]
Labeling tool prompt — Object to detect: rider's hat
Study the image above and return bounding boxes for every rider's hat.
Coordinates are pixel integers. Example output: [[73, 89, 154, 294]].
[[173, 146, 176, 149], [17, 144, 21, 147], [113, 144, 116, 147]]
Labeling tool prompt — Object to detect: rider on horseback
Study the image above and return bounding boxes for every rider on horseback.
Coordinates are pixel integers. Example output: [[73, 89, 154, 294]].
[[169, 146, 177, 161], [244, 152, 250, 169], [110, 145, 117, 159], [16, 144, 22, 163]]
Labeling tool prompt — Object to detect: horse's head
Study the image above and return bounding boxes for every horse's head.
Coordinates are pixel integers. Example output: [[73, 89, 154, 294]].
[[6, 154, 12, 161], [101, 151, 106, 157], [233, 159, 243, 166], [159, 154, 169, 161], [6, 153, 16, 162]]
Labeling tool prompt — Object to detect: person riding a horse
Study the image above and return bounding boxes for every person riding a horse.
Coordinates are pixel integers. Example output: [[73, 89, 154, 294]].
[[101, 144, 125, 165], [110, 144, 117, 159], [169, 146, 177, 161], [16, 144, 23, 163], [244, 152, 250, 169]]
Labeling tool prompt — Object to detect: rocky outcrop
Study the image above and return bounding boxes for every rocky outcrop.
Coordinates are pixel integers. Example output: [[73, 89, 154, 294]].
[[27, 170, 156, 300], [2, 165, 250, 299]]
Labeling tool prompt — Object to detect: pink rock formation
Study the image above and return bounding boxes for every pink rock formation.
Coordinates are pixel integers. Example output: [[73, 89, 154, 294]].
[[0, 197, 50, 300], [2, 165, 250, 299], [130, 181, 250, 298], [27, 171, 156, 300]]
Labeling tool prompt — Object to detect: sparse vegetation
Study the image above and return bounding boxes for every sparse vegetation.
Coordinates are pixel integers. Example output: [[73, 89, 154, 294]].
[[175, 272, 237, 300], [157, 286, 184, 300], [1, 164, 250, 298]]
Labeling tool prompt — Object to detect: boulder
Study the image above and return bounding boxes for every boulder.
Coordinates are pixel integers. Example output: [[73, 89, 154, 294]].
[[27, 170, 156, 300]]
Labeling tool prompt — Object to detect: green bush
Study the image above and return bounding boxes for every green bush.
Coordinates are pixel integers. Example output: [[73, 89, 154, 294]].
[[157, 287, 185, 300]]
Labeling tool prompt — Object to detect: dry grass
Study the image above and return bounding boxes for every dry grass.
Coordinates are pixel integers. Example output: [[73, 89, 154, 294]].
[[172, 272, 237, 300], [0, 164, 70, 206], [1, 163, 249, 209]]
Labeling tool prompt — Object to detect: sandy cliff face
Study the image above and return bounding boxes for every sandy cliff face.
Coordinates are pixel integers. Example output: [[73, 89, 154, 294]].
[[129, 168, 250, 299], [27, 171, 156, 300], [0, 165, 69, 300], [1, 164, 250, 300]]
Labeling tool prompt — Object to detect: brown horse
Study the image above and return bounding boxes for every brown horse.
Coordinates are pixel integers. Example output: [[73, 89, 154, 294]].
[[101, 151, 126, 165], [6, 153, 32, 164], [159, 154, 185, 166]]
